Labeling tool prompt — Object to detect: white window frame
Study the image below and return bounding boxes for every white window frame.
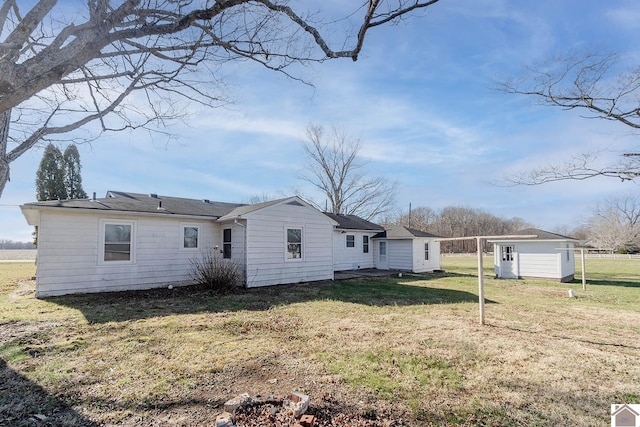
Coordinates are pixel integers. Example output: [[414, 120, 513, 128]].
[[180, 223, 201, 251], [98, 219, 136, 265], [223, 227, 232, 259], [363, 235, 369, 253], [501, 245, 514, 262], [424, 242, 429, 261], [285, 226, 304, 261], [346, 234, 355, 248]]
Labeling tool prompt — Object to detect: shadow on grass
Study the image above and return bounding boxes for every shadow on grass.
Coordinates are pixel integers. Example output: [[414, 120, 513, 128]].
[[48, 273, 483, 324], [0, 358, 100, 427]]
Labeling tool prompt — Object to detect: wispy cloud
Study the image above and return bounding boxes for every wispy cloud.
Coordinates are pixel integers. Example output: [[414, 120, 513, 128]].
[[606, 5, 640, 30], [3, 0, 639, 241]]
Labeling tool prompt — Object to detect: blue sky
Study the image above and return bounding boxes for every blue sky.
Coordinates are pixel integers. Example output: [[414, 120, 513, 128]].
[[2, 0, 639, 242]]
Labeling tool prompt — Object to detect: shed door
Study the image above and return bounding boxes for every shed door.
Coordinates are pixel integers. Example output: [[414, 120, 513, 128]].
[[500, 245, 517, 278]]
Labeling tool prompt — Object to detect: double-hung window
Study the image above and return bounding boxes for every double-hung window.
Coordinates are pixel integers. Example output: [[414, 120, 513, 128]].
[[286, 228, 303, 259], [346, 234, 355, 248], [424, 242, 429, 260], [223, 228, 232, 259], [363, 236, 369, 253], [100, 219, 135, 264]]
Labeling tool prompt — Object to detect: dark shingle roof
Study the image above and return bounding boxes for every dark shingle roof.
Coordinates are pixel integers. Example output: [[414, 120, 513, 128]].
[[22, 191, 246, 218], [513, 228, 578, 241], [487, 228, 579, 242], [218, 197, 292, 220], [373, 225, 440, 239], [323, 212, 384, 231]]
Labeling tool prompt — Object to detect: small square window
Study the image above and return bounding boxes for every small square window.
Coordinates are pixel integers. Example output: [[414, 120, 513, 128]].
[[105, 224, 131, 261], [346, 234, 355, 248], [99, 219, 135, 264], [183, 226, 199, 249], [180, 224, 200, 250]]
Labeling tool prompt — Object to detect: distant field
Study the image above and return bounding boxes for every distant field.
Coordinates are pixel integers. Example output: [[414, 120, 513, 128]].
[[0, 249, 37, 261], [1, 256, 639, 426]]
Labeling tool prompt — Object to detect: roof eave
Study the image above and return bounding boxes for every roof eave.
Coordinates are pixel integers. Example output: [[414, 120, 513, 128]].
[[19, 204, 220, 221], [20, 205, 40, 226], [488, 238, 579, 243]]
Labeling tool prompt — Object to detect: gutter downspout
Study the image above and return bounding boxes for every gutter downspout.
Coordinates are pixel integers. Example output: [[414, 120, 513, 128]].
[[234, 218, 247, 287]]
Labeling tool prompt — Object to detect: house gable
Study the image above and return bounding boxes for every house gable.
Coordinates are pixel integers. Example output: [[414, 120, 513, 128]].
[[233, 197, 336, 287]]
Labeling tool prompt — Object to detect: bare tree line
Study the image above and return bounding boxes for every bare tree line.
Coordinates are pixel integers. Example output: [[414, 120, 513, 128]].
[[569, 193, 640, 253], [0, 239, 35, 249], [386, 205, 532, 253]]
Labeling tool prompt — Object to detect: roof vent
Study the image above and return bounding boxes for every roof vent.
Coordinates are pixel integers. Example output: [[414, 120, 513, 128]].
[[202, 199, 210, 204], [157, 201, 165, 210], [149, 193, 158, 198]]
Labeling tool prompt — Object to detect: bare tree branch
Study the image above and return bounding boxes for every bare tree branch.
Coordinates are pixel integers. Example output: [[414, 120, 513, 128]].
[[0, 0, 442, 198], [500, 49, 640, 184], [298, 124, 397, 220], [501, 151, 640, 185]]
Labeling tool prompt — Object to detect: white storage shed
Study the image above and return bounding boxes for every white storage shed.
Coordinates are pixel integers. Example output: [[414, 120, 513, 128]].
[[489, 228, 579, 283]]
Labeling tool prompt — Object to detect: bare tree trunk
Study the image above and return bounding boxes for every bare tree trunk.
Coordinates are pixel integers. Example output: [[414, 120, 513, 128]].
[[0, 109, 10, 198]]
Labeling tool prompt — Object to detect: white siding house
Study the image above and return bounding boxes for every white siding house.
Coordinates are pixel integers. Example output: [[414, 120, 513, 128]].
[[21, 192, 337, 297], [324, 213, 384, 271], [372, 225, 441, 273], [219, 199, 336, 288], [21, 191, 448, 297], [21, 205, 226, 297], [489, 228, 579, 282]]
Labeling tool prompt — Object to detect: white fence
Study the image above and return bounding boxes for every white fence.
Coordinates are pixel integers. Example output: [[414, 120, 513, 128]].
[[442, 252, 640, 260], [585, 253, 640, 260]]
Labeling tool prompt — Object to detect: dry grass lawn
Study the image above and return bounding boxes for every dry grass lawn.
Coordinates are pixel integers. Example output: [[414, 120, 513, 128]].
[[1, 257, 639, 426]]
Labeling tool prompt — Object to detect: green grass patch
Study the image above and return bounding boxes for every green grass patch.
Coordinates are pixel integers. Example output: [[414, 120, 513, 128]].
[[0, 342, 30, 364], [318, 348, 461, 400], [1, 258, 640, 425]]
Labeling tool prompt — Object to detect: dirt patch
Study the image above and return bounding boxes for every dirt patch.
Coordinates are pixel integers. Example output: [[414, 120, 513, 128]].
[[334, 269, 397, 280], [230, 393, 403, 426]]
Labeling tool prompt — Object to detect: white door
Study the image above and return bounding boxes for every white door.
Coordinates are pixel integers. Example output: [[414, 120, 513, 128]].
[[377, 241, 388, 270], [500, 245, 517, 278]]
